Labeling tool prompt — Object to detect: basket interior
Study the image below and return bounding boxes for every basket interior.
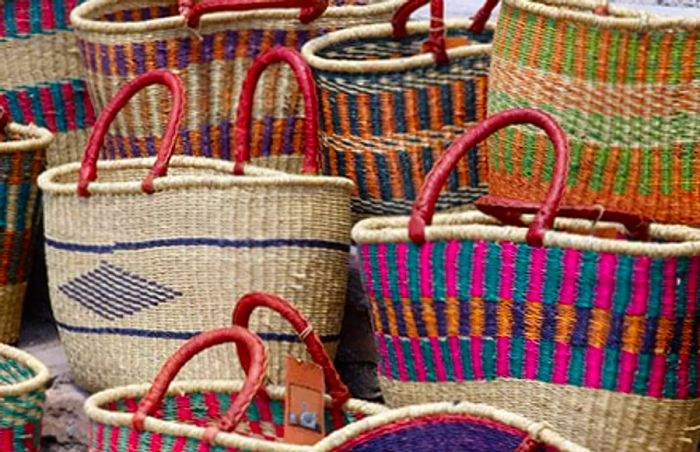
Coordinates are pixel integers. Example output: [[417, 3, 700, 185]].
[[0, 357, 35, 388]]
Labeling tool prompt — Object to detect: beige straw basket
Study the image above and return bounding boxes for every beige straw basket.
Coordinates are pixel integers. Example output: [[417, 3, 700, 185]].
[[0, 117, 53, 344], [70, 0, 404, 174]]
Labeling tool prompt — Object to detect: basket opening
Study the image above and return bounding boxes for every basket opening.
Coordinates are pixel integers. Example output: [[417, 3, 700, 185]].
[[0, 358, 35, 387]]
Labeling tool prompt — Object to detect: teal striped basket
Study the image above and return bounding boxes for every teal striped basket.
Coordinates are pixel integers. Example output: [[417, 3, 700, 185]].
[[0, 344, 51, 452]]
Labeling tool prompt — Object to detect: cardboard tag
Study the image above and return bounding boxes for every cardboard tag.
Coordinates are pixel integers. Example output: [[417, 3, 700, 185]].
[[421, 36, 471, 54], [284, 356, 325, 445]]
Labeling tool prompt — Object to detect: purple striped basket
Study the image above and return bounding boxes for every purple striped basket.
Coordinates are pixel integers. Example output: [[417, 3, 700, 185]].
[[352, 109, 700, 451]]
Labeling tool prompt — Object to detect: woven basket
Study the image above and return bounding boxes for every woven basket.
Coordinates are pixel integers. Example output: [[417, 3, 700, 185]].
[[485, 0, 700, 225], [301, 0, 495, 219], [315, 401, 588, 451], [0, 344, 51, 451], [352, 108, 700, 451], [85, 293, 386, 451], [70, 0, 404, 174], [0, 112, 53, 344], [0, 0, 95, 168], [39, 68, 353, 392]]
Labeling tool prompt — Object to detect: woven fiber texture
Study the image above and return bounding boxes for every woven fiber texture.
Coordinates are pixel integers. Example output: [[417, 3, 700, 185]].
[[0, 0, 96, 168], [302, 20, 492, 219], [0, 121, 52, 343], [486, 0, 700, 225], [0, 344, 51, 452], [71, 0, 404, 174], [40, 155, 353, 391]]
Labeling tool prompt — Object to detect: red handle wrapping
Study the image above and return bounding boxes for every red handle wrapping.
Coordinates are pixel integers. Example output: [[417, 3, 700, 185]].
[[408, 108, 570, 247], [77, 70, 185, 197], [234, 47, 320, 175], [180, 0, 328, 28], [131, 327, 268, 444], [232, 292, 352, 408]]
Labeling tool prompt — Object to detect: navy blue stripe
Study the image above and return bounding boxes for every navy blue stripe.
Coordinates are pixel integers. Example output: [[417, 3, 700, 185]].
[[55, 321, 340, 343], [45, 237, 349, 254]]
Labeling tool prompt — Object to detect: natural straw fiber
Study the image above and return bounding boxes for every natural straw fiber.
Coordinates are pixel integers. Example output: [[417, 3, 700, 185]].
[[352, 109, 700, 451], [0, 0, 96, 168], [0, 119, 53, 344], [486, 0, 700, 225], [70, 0, 404, 174], [314, 401, 589, 451], [302, 17, 493, 220], [0, 343, 51, 451]]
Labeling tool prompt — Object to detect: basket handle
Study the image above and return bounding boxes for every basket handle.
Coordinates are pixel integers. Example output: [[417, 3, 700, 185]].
[[77, 70, 185, 198], [0, 107, 9, 132], [179, 0, 328, 28], [131, 326, 268, 444], [232, 292, 352, 408], [409, 108, 569, 247], [233, 47, 320, 175]]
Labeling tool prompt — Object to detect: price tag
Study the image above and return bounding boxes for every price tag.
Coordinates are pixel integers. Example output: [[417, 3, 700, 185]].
[[283, 356, 325, 445]]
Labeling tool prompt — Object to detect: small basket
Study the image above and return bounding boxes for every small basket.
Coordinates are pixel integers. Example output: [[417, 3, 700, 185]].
[[0, 111, 52, 344], [85, 293, 386, 451], [302, 0, 495, 219], [0, 344, 51, 451], [352, 108, 700, 450]]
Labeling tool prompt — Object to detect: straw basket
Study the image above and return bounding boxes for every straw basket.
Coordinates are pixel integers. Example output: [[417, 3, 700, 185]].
[[70, 0, 404, 174], [352, 108, 700, 451], [0, 0, 95, 168], [0, 344, 51, 451], [39, 67, 352, 392], [485, 0, 700, 225], [301, 0, 494, 219], [0, 111, 52, 344], [85, 293, 386, 451]]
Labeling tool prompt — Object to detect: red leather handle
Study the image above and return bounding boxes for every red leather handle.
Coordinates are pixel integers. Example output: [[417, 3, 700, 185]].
[[77, 70, 185, 198], [0, 107, 9, 131], [234, 47, 319, 175], [408, 108, 570, 247], [232, 292, 351, 409], [180, 0, 328, 28], [131, 327, 268, 444]]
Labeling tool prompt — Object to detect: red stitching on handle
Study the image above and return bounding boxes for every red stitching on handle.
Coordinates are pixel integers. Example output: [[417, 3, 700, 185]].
[[77, 70, 185, 198], [183, 0, 328, 28], [408, 108, 570, 247], [234, 47, 320, 175], [232, 292, 352, 409], [131, 326, 268, 440]]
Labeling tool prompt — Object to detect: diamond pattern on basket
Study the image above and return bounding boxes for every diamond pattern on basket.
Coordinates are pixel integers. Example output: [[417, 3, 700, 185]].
[[58, 261, 182, 321]]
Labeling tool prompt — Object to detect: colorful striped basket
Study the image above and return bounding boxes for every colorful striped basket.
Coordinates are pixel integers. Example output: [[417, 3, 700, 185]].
[[314, 401, 588, 451], [0, 110, 53, 344], [0, 343, 51, 452], [0, 0, 96, 168], [70, 0, 404, 174], [301, 0, 495, 219], [39, 66, 353, 392], [85, 293, 387, 451], [352, 108, 700, 451], [485, 0, 700, 225]]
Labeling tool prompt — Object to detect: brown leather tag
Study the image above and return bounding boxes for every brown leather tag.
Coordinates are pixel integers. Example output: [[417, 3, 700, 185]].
[[421, 37, 471, 54], [284, 356, 325, 445], [558, 225, 620, 239]]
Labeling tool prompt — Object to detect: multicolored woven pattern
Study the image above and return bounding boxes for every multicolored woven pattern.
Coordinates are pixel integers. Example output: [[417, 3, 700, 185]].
[[0, 0, 95, 167], [0, 357, 46, 452], [486, 0, 700, 224], [73, 0, 401, 173], [88, 389, 366, 451], [312, 28, 492, 217], [359, 239, 700, 400]]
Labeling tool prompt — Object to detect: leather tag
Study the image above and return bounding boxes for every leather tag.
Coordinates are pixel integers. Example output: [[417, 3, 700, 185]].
[[421, 37, 471, 54], [558, 225, 620, 239], [284, 356, 325, 445]]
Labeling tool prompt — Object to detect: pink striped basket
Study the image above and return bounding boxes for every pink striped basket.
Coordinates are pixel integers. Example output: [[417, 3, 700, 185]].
[[352, 108, 700, 451]]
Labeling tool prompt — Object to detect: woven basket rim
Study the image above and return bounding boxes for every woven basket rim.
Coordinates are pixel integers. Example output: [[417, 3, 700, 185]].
[[301, 19, 493, 73], [0, 344, 51, 397], [0, 123, 54, 154], [71, 0, 406, 34], [38, 155, 355, 196], [503, 0, 700, 29], [351, 210, 700, 258], [314, 401, 589, 452], [85, 380, 387, 451]]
